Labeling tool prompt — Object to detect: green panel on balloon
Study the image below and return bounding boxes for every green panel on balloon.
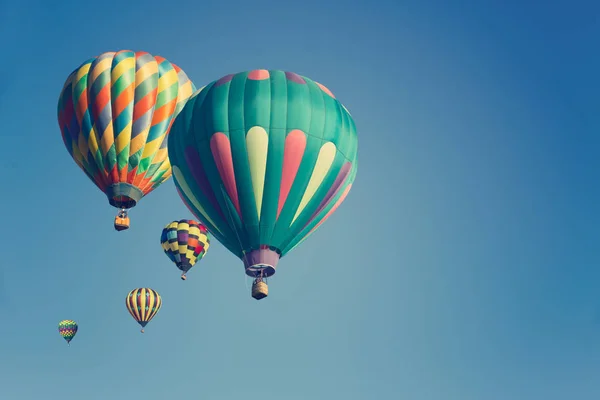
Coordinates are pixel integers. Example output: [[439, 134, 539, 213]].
[[168, 70, 358, 278]]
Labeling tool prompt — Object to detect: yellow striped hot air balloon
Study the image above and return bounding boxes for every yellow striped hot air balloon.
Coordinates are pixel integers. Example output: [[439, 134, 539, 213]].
[[57, 50, 196, 231], [125, 288, 162, 333]]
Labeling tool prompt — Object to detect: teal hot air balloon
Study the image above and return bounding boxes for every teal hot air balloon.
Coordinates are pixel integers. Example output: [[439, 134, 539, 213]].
[[168, 70, 358, 300]]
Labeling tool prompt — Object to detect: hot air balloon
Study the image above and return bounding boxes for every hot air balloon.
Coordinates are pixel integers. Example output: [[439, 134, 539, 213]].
[[168, 70, 358, 300], [57, 50, 196, 231], [161, 220, 210, 280], [125, 288, 162, 333], [58, 320, 78, 346]]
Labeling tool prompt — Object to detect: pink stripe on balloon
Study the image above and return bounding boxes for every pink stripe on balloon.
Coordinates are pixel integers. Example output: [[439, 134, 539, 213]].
[[210, 133, 242, 219], [184, 146, 225, 219], [316, 82, 335, 98], [304, 161, 352, 228], [248, 70, 270, 80], [215, 74, 235, 87], [307, 184, 352, 236], [285, 72, 306, 84], [277, 130, 307, 219]]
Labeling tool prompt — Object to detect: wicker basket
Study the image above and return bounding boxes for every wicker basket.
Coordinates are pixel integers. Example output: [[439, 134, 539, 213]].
[[252, 280, 268, 300], [114, 216, 130, 231]]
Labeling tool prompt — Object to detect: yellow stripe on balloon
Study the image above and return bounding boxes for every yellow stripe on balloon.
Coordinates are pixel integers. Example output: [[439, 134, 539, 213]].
[[155, 160, 172, 180], [73, 66, 91, 126], [77, 131, 89, 162], [246, 126, 269, 220], [140, 71, 178, 160], [173, 166, 222, 234], [115, 121, 132, 153], [159, 69, 179, 89], [291, 141, 337, 224], [71, 145, 84, 167], [151, 162, 172, 185], [157, 160, 171, 175], [87, 127, 101, 163], [178, 221, 190, 256], [99, 120, 115, 158], [134, 61, 158, 88], [136, 288, 144, 321], [152, 147, 168, 164], [89, 56, 112, 84], [186, 224, 200, 260], [141, 137, 162, 159], [130, 131, 149, 155], [177, 81, 194, 104], [112, 56, 135, 158], [111, 56, 135, 82]]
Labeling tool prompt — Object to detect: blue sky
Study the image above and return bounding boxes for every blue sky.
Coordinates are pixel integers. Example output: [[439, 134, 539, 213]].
[[1, 0, 600, 399]]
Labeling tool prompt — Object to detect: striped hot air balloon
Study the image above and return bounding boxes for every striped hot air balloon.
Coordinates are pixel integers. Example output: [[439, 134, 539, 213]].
[[168, 70, 358, 300], [125, 288, 162, 333], [57, 50, 196, 231], [161, 220, 210, 280]]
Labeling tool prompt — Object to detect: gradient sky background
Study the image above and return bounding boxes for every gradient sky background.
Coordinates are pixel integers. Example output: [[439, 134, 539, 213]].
[[0, 0, 599, 399]]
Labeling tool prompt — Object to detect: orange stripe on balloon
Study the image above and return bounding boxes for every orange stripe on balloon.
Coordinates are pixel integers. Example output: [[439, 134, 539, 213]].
[[92, 84, 111, 116], [127, 167, 138, 183], [132, 170, 152, 188], [119, 161, 128, 182], [93, 172, 106, 190], [151, 99, 177, 126], [109, 165, 119, 185], [131, 171, 144, 187], [277, 130, 306, 219], [113, 83, 134, 116], [132, 89, 157, 121], [75, 90, 89, 127], [210, 133, 242, 219]]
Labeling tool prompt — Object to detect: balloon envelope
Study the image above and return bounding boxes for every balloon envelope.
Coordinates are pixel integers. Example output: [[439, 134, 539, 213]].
[[58, 319, 78, 344], [125, 288, 162, 330], [161, 220, 210, 277], [168, 70, 357, 277], [57, 50, 195, 210]]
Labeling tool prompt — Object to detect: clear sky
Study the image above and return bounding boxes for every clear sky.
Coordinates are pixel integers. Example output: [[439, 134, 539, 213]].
[[0, 0, 599, 399]]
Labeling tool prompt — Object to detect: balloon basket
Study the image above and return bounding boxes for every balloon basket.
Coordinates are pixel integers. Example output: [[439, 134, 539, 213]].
[[114, 216, 130, 231], [251, 280, 268, 300]]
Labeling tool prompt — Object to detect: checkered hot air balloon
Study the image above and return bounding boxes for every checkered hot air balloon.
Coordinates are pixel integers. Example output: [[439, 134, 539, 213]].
[[167, 70, 358, 300], [57, 50, 196, 231], [125, 288, 162, 333], [58, 320, 78, 346], [161, 220, 210, 281]]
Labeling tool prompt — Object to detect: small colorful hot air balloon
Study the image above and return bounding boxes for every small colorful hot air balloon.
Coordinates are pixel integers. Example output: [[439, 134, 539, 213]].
[[57, 50, 196, 231], [58, 320, 78, 346], [168, 70, 358, 300], [161, 220, 210, 280], [125, 288, 162, 333]]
